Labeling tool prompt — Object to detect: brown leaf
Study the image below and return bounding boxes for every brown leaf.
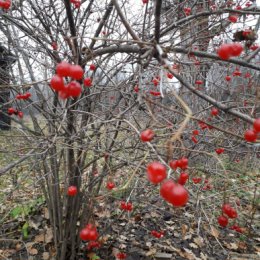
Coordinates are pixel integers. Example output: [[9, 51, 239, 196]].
[[42, 252, 50, 260], [34, 233, 45, 243], [45, 227, 53, 243], [145, 248, 156, 256], [181, 224, 188, 238], [28, 248, 38, 255], [193, 236, 204, 247]]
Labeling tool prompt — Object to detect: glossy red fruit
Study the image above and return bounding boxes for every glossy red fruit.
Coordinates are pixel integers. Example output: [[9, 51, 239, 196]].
[[140, 129, 155, 142], [167, 183, 189, 207], [192, 130, 199, 135], [120, 201, 133, 211], [134, 85, 139, 93], [147, 162, 167, 184], [191, 136, 198, 144], [179, 157, 188, 170], [18, 111, 23, 118], [142, 0, 148, 4], [218, 215, 228, 227], [169, 160, 179, 170], [151, 230, 164, 238], [116, 252, 127, 259], [233, 69, 241, 76], [228, 15, 238, 23], [106, 181, 115, 190], [192, 177, 202, 184], [225, 75, 231, 81], [70, 65, 84, 80], [67, 81, 82, 97], [80, 225, 98, 241], [215, 148, 225, 154], [80, 228, 90, 241], [211, 108, 219, 116], [244, 129, 257, 142], [222, 204, 232, 215], [178, 172, 189, 185], [160, 179, 176, 201], [83, 77, 92, 87], [195, 80, 203, 85], [56, 61, 71, 77], [8, 107, 16, 115], [67, 185, 77, 196], [230, 43, 243, 56], [253, 118, 260, 133], [89, 64, 96, 71], [217, 44, 231, 60], [152, 78, 159, 86], [0, 0, 11, 9], [50, 75, 65, 91], [167, 73, 173, 79], [227, 207, 238, 219]]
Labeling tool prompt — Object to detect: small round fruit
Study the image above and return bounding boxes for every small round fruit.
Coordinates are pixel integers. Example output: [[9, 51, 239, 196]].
[[169, 160, 179, 170], [227, 207, 238, 219], [167, 183, 189, 207], [230, 43, 243, 56], [140, 129, 155, 142], [217, 44, 231, 60], [106, 181, 115, 190], [80, 228, 90, 240], [222, 204, 232, 215], [67, 185, 77, 196], [160, 179, 176, 201], [211, 108, 219, 116], [192, 130, 199, 135], [56, 61, 71, 77], [218, 215, 228, 227], [178, 172, 189, 185], [67, 81, 82, 97], [244, 129, 257, 142], [253, 118, 260, 133], [179, 157, 188, 170], [225, 75, 231, 81], [146, 162, 167, 184], [69, 65, 84, 80], [50, 75, 65, 91], [84, 77, 92, 87], [89, 64, 96, 71]]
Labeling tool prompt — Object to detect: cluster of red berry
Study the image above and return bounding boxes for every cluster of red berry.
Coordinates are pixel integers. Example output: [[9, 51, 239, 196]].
[[70, 0, 81, 8], [215, 148, 225, 155], [0, 0, 11, 10], [80, 224, 99, 241], [106, 181, 115, 190], [120, 201, 133, 211], [244, 118, 260, 142], [50, 62, 94, 99], [151, 230, 164, 238], [8, 108, 23, 118], [218, 204, 242, 233], [116, 252, 127, 259], [184, 7, 191, 16], [16, 93, 31, 100], [169, 157, 188, 170], [217, 43, 243, 60], [86, 241, 101, 250]]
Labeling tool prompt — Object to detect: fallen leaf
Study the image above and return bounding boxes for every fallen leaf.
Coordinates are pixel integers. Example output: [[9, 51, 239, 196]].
[[35, 233, 45, 243], [181, 224, 188, 238], [42, 252, 50, 260], [210, 226, 220, 238], [145, 248, 156, 256], [193, 236, 204, 247]]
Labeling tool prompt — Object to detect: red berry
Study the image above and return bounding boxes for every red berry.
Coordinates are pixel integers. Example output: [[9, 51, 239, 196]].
[[106, 181, 115, 190], [222, 203, 232, 215], [192, 177, 202, 184], [164, 183, 189, 207], [89, 64, 96, 71], [244, 129, 257, 142], [140, 129, 155, 142], [50, 75, 65, 91], [253, 118, 260, 133], [169, 160, 179, 170], [67, 81, 82, 97], [195, 80, 203, 85], [218, 215, 228, 227], [227, 207, 238, 219], [18, 111, 23, 118], [142, 0, 148, 4], [67, 185, 77, 196], [217, 44, 231, 60], [146, 162, 167, 184], [178, 157, 188, 170], [56, 61, 71, 77], [215, 148, 225, 155], [191, 136, 198, 144], [150, 91, 161, 96], [116, 252, 127, 260], [160, 179, 176, 202], [151, 230, 163, 238], [211, 108, 219, 116], [0, 0, 11, 9], [167, 73, 173, 79], [80, 228, 90, 241], [230, 43, 243, 56], [178, 172, 189, 185], [228, 15, 238, 23], [225, 75, 231, 81], [83, 77, 92, 87], [8, 107, 16, 115], [192, 130, 199, 135], [69, 65, 84, 80], [152, 78, 159, 86], [134, 85, 139, 93], [120, 201, 133, 211], [250, 45, 259, 51], [233, 69, 241, 76]]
